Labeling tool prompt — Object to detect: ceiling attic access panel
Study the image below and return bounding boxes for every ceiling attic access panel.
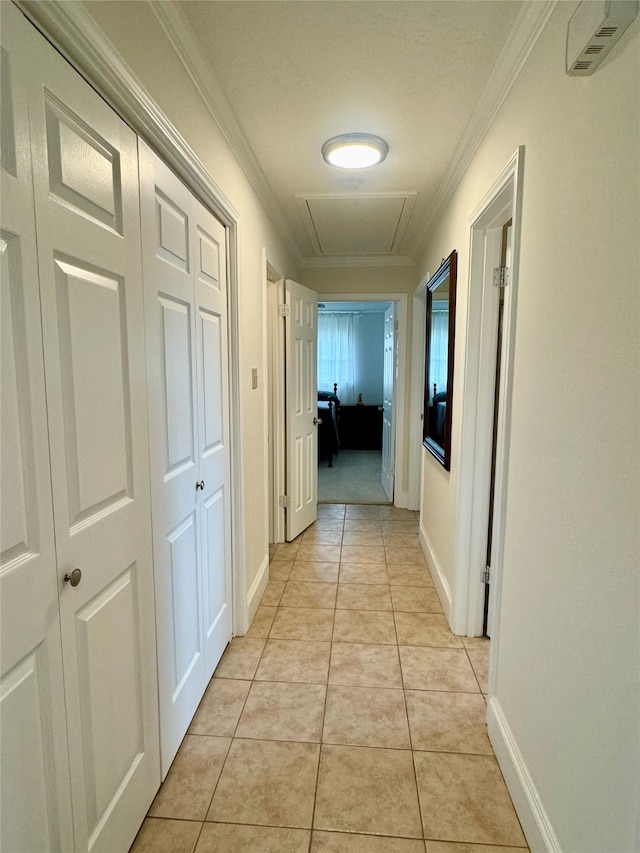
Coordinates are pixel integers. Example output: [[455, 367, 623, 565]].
[[297, 193, 416, 256]]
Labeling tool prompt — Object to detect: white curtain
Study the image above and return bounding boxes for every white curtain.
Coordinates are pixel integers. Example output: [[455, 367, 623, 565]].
[[428, 308, 449, 402], [317, 312, 356, 404]]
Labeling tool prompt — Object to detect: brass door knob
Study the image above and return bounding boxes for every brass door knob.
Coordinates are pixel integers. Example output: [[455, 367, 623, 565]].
[[64, 568, 82, 587]]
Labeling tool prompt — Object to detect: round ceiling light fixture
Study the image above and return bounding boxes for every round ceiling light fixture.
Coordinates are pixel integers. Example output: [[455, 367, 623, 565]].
[[322, 133, 389, 169]]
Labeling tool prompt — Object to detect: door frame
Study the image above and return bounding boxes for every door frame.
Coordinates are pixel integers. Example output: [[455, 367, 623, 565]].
[[381, 303, 396, 502], [452, 148, 524, 668], [409, 284, 427, 511], [17, 0, 249, 634], [264, 252, 286, 544], [317, 292, 409, 508]]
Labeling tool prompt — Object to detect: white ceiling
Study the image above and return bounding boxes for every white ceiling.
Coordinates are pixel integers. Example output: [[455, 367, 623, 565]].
[[154, 1, 542, 266]]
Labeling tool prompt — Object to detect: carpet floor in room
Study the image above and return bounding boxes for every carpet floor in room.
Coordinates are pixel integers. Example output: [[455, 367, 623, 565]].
[[318, 450, 390, 504]]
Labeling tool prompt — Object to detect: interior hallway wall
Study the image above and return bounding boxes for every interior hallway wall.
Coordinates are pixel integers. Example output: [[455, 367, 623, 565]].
[[416, 6, 639, 852], [82, 1, 301, 612]]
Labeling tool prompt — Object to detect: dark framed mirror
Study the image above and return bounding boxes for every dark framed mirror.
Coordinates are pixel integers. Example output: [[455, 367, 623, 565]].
[[423, 250, 457, 470]]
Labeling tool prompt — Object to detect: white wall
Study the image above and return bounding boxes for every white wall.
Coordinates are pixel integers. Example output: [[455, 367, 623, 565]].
[[417, 6, 639, 852], [82, 1, 300, 611]]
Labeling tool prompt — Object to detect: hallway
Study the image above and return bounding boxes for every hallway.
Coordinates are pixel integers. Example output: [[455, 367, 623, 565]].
[[130, 504, 527, 852]]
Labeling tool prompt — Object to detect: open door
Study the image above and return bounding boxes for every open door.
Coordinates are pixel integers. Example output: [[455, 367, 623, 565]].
[[267, 274, 286, 544], [285, 279, 318, 540], [483, 219, 513, 637], [381, 304, 395, 501]]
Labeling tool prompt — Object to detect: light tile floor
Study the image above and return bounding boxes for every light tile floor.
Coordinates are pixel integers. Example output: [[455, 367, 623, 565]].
[[130, 504, 528, 853]]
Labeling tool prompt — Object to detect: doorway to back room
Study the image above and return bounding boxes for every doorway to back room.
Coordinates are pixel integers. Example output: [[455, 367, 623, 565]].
[[317, 300, 395, 504]]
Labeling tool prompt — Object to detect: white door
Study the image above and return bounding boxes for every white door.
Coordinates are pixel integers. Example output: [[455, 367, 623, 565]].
[[194, 177, 232, 694], [285, 280, 318, 540], [267, 277, 286, 545], [140, 142, 232, 775], [0, 8, 74, 850], [381, 304, 396, 501], [28, 23, 160, 853]]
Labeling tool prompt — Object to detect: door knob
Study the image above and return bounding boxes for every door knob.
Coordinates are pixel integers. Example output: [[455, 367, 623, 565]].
[[313, 417, 323, 426], [64, 568, 82, 587], [196, 480, 205, 491]]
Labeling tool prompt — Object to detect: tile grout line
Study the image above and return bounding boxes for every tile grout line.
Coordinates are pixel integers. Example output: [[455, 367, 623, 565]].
[[306, 547, 340, 853], [464, 644, 485, 695], [198, 643, 259, 831], [394, 553, 429, 845], [141, 505, 498, 851]]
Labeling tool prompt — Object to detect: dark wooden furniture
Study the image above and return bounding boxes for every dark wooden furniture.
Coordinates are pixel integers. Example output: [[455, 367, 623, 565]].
[[339, 405, 383, 450], [427, 383, 447, 447], [318, 383, 340, 467]]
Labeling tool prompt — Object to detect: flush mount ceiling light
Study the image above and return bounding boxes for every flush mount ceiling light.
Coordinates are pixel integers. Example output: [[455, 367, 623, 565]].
[[322, 133, 388, 169]]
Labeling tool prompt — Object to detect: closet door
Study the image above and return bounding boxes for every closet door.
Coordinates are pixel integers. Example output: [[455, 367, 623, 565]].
[[27, 21, 160, 853], [139, 142, 232, 775], [0, 7, 74, 850], [194, 192, 232, 684]]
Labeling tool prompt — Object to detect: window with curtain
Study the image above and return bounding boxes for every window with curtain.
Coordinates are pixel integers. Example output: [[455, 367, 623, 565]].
[[428, 306, 449, 402], [317, 312, 356, 404]]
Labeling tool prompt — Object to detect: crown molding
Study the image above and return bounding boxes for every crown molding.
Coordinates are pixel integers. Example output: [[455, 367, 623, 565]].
[[149, 0, 556, 264], [146, 0, 301, 262], [417, 0, 558, 243], [299, 254, 415, 269], [18, 0, 557, 270], [15, 0, 240, 225]]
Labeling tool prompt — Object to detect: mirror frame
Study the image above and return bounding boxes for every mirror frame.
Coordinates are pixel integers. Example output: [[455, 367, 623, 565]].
[[422, 249, 457, 470]]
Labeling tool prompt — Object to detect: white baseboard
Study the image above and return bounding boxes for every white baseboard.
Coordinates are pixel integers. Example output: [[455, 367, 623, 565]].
[[487, 696, 562, 853], [419, 523, 452, 621], [245, 554, 269, 632]]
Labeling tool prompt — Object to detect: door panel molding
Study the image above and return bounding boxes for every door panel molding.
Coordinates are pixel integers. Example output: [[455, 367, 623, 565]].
[[265, 259, 286, 546], [2, 8, 74, 850], [1, 647, 63, 851], [140, 142, 232, 776], [2, 6, 160, 851], [16, 0, 248, 637], [285, 279, 318, 540], [29, 28, 160, 848]]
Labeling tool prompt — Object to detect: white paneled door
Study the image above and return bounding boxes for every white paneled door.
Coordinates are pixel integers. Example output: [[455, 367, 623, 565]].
[[0, 7, 74, 850], [139, 142, 232, 776], [381, 304, 396, 501], [1, 6, 160, 852], [31, 26, 161, 853], [285, 280, 318, 540]]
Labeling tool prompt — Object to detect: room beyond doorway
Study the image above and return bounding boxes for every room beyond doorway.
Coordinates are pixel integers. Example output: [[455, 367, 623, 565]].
[[318, 450, 390, 504], [317, 299, 395, 503]]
